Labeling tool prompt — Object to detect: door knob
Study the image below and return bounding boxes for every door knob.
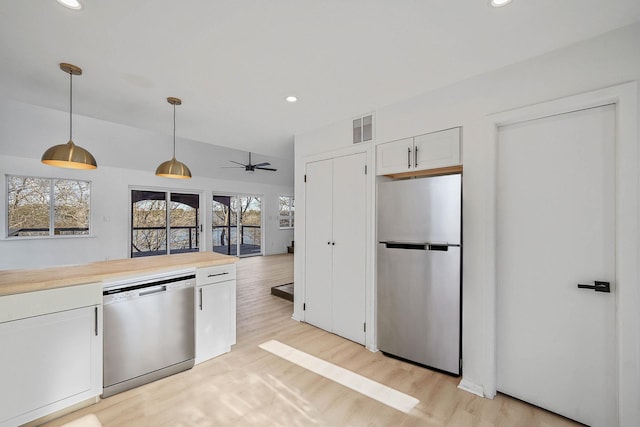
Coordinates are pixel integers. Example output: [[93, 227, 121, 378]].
[[577, 281, 610, 293]]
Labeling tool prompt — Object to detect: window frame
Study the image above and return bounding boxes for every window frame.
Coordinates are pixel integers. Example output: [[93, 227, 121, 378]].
[[278, 195, 294, 229], [5, 174, 92, 239], [129, 187, 203, 258]]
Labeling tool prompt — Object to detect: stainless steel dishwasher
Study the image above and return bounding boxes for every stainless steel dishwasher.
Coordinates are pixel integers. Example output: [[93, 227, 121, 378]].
[[102, 269, 195, 398]]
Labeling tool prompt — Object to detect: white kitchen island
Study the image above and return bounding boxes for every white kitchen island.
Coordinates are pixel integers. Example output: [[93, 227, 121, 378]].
[[0, 252, 237, 427]]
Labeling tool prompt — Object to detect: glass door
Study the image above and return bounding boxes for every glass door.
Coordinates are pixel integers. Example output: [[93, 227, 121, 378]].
[[131, 190, 200, 257], [212, 194, 262, 257]]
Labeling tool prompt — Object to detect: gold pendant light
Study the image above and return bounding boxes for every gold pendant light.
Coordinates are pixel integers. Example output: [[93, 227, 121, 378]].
[[41, 63, 97, 170], [155, 97, 192, 179]]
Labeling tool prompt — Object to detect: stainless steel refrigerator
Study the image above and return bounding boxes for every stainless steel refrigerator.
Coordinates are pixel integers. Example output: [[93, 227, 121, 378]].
[[377, 174, 461, 375]]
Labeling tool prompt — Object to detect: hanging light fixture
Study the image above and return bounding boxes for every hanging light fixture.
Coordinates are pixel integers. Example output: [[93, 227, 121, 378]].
[[155, 97, 192, 179], [41, 63, 97, 170]]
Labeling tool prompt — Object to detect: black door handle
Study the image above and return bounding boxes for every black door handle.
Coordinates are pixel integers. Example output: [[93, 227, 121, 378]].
[[577, 281, 610, 293]]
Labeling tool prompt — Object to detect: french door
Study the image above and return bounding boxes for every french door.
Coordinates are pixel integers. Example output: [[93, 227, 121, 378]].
[[131, 190, 200, 257], [212, 194, 262, 257]]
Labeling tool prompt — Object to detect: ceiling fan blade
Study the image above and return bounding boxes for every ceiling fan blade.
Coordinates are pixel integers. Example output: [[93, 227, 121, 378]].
[[254, 162, 271, 167], [221, 166, 245, 168], [255, 167, 277, 171], [229, 160, 246, 166]]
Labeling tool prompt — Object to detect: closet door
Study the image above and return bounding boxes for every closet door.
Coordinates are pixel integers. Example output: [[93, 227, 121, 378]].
[[304, 159, 333, 332], [331, 153, 367, 344]]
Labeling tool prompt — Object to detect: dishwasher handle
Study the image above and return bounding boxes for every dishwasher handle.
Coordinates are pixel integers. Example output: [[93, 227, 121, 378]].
[[139, 285, 167, 297]]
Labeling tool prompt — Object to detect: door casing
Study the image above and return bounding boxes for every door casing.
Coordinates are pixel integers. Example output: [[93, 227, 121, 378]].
[[482, 82, 639, 426]]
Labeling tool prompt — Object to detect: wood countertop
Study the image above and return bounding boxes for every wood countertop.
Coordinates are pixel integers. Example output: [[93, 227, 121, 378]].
[[0, 252, 238, 297]]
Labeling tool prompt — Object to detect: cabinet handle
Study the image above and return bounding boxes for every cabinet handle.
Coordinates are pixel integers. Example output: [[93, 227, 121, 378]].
[[208, 272, 229, 277], [407, 147, 412, 169], [414, 146, 419, 168], [94, 306, 98, 337], [199, 288, 203, 310]]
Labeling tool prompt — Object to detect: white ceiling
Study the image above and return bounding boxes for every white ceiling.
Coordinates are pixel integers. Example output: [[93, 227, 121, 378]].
[[1, 0, 639, 160]]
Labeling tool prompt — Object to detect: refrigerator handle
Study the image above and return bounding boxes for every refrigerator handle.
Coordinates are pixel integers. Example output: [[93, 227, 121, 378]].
[[380, 242, 453, 251], [383, 242, 427, 250]]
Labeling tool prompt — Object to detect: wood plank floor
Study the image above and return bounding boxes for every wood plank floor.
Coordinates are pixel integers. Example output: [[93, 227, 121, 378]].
[[40, 254, 580, 427]]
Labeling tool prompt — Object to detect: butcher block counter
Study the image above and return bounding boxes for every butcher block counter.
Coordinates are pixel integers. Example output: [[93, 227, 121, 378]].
[[0, 252, 238, 297]]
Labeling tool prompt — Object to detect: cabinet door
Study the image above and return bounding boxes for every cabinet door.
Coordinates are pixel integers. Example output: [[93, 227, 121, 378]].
[[414, 127, 460, 170], [0, 306, 102, 427], [304, 158, 334, 332], [195, 281, 234, 364], [376, 137, 414, 175], [331, 153, 367, 344]]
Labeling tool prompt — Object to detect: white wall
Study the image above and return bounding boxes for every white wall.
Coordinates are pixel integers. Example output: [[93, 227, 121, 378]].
[[294, 22, 640, 399], [0, 101, 294, 270]]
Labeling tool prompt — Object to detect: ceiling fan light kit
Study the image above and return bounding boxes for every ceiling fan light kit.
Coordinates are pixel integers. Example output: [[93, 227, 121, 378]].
[[41, 63, 97, 170], [155, 97, 192, 179]]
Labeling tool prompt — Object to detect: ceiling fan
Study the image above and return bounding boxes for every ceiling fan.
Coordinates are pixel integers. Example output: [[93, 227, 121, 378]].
[[225, 152, 277, 172]]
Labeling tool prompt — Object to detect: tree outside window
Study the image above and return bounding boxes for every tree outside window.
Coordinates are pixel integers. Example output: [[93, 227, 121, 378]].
[[279, 196, 294, 229], [7, 175, 90, 237]]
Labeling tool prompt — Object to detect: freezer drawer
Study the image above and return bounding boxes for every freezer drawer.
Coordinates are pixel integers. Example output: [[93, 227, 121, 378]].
[[377, 243, 460, 375]]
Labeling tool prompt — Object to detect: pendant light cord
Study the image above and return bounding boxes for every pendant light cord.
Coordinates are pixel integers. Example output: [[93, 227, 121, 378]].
[[69, 71, 73, 141], [173, 103, 176, 158]]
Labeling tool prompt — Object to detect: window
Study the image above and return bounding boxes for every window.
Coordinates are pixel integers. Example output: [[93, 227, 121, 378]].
[[130, 189, 200, 257], [279, 196, 294, 229], [7, 175, 91, 237]]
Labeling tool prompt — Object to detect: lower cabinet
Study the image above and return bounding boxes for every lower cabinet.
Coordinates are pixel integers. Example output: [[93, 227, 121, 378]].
[[0, 303, 102, 427], [195, 264, 237, 364]]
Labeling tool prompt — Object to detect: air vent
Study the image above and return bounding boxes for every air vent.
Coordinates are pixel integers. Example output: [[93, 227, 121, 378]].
[[353, 113, 374, 144]]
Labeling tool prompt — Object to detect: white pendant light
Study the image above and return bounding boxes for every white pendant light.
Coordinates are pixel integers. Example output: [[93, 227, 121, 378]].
[[155, 97, 192, 179], [41, 63, 97, 170]]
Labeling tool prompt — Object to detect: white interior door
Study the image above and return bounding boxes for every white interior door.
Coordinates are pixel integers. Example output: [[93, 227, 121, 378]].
[[304, 159, 333, 332], [331, 152, 366, 344], [496, 104, 616, 426]]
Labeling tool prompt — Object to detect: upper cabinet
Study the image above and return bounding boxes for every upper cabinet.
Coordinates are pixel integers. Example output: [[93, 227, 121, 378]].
[[376, 127, 461, 176]]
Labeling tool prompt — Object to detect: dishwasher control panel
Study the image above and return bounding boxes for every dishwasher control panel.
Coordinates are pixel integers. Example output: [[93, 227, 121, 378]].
[[103, 270, 195, 304]]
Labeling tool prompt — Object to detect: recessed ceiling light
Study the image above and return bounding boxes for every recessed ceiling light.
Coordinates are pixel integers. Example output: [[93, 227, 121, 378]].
[[491, 0, 512, 7], [56, 0, 82, 10], [285, 96, 298, 103]]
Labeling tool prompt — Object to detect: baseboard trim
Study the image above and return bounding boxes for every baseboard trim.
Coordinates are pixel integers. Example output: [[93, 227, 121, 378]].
[[458, 378, 485, 398]]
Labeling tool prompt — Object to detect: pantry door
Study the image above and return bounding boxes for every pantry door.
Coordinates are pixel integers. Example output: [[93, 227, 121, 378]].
[[496, 104, 616, 426]]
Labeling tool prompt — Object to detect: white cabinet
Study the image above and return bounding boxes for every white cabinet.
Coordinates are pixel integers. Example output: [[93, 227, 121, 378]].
[[195, 263, 236, 364], [376, 127, 461, 175], [0, 283, 102, 427], [304, 152, 367, 345]]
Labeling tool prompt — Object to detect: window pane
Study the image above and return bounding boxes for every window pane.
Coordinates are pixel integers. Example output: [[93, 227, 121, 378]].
[[278, 196, 294, 229], [169, 192, 199, 254], [54, 179, 90, 235], [238, 196, 261, 256], [213, 195, 233, 255], [7, 176, 50, 237], [279, 196, 288, 216], [131, 190, 167, 257]]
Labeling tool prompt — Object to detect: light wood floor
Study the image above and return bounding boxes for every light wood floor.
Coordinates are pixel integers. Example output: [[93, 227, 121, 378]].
[[40, 254, 580, 427]]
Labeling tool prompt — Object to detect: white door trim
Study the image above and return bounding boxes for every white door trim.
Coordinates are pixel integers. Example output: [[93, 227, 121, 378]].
[[483, 81, 639, 426]]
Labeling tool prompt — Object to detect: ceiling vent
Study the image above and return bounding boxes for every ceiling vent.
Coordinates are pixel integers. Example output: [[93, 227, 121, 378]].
[[353, 113, 374, 144]]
